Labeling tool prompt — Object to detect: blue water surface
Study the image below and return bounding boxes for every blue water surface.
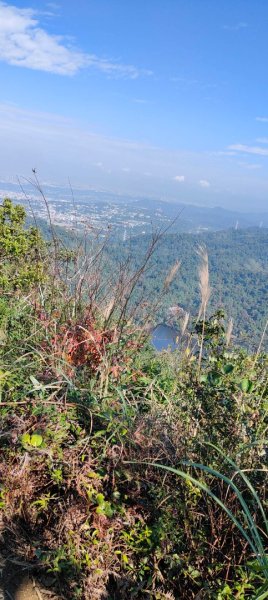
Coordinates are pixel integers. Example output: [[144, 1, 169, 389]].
[[151, 323, 179, 352]]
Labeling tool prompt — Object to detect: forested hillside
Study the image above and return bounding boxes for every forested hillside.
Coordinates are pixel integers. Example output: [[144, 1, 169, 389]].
[[108, 227, 268, 349], [30, 214, 268, 349]]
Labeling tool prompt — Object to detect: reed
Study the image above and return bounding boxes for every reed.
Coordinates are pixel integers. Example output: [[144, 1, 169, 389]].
[[196, 245, 211, 376]]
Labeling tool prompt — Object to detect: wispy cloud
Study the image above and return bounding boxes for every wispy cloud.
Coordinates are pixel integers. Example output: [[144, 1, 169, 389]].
[[46, 2, 60, 10], [256, 116, 268, 123], [223, 22, 248, 31], [229, 143, 268, 156], [256, 137, 268, 144], [199, 179, 210, 188], [238, 162, 262, 170], [170, 76, 219, 92], [0, 2, 151, 77], [170, 76, 198, 85], [213, 150, 237, 157], [174, 175, 185, 182]]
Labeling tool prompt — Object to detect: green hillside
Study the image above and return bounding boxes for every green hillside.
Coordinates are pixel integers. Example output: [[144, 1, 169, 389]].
[[108, 227, 268, 349], [30, 214, 268, 349]]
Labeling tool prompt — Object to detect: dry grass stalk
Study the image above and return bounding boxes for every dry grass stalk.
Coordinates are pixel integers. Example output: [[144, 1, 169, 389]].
[[181, 311, 190, 336], [196, 245, 211, 378], [102, 297, 116, 320], [226, 317, 233, 347], [163, 260, 181, 291], [253, 316, 268, 366], [197, 245, 211, 320]]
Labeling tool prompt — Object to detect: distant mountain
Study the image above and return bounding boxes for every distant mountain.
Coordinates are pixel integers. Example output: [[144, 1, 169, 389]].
[[134, 198, 268, 231]]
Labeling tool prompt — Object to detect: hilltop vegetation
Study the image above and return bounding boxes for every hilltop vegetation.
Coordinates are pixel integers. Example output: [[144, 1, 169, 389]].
[[0, 198, 268, 600]]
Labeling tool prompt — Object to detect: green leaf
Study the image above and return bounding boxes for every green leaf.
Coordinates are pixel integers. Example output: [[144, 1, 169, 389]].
[[254, 590, 268, 600], [29, 375, 41, 388], [240, 378, 254, 393], [95, 505, 105, 514], [87, 471, 100, 479], [92, 430, 106, 438], [222, 363, 234, 374], [21, 433, 31, 446], [122, 554, 129, 564], [103, 502, 113, 518], [188, 567, 201, 579], [30, 434, 43, 447], [208, 371, 222, 386], [96, 493, 105, 505]]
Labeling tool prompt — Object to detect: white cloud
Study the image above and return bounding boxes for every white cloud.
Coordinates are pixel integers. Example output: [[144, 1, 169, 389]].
[[256, 137, 268, 144], [223, 22, 248, 31], [174, 175, 185, 182], [199, 179, 210, 188], [256, 117, 268, 123], [229, 143, 268, 156], [0, 2, 151, 77]]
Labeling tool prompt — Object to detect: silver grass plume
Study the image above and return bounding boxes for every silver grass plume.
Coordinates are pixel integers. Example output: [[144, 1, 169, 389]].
[[254, 316, 268, 366], [197, 245, 211, 320], [196, 245, 211, 378], [226, 317, 233, 347], [163, 260, 181, 291], [103, 297, 116, 320], [181, 311, 190, 336]]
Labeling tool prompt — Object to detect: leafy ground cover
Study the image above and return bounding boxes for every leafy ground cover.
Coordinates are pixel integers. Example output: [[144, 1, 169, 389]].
[[0, 199, 267, 599]]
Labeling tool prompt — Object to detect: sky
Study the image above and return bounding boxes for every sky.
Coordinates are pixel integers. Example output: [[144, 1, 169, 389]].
[[1, 0, 268, 211]]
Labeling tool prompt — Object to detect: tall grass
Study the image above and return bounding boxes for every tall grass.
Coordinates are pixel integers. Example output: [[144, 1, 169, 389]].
[[196, 245, 211, 375], [141, 445, 268, 599]]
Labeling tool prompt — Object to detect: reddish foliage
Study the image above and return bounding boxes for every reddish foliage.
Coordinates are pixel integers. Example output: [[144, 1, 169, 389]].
[[35, 305, 143, 380], [52, 316, 116, 372]]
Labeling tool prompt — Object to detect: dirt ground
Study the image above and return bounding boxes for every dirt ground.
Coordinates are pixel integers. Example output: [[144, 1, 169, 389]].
[[0, 559, 62, 600], [4, 576, 40, 600]]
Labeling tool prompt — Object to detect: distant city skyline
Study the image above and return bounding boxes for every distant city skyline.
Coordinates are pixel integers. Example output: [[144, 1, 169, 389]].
[[0, 1, 268, 211]]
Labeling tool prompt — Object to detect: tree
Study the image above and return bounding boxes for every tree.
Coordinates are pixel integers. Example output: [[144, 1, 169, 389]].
[[0, 198, 46, 291]]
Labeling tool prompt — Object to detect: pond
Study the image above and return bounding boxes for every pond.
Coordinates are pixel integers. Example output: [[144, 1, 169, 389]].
[[151, 323, 179, 352]]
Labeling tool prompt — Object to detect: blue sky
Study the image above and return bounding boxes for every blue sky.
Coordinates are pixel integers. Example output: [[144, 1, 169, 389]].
[[1, 0, 268, 211]]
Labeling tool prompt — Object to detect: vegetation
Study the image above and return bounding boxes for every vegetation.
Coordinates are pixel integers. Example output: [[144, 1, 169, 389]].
[[0, 198, 267, 599]]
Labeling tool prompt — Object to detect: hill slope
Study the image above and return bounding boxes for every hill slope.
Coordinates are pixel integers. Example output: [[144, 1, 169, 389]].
[[110, 227, 268, 348]]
